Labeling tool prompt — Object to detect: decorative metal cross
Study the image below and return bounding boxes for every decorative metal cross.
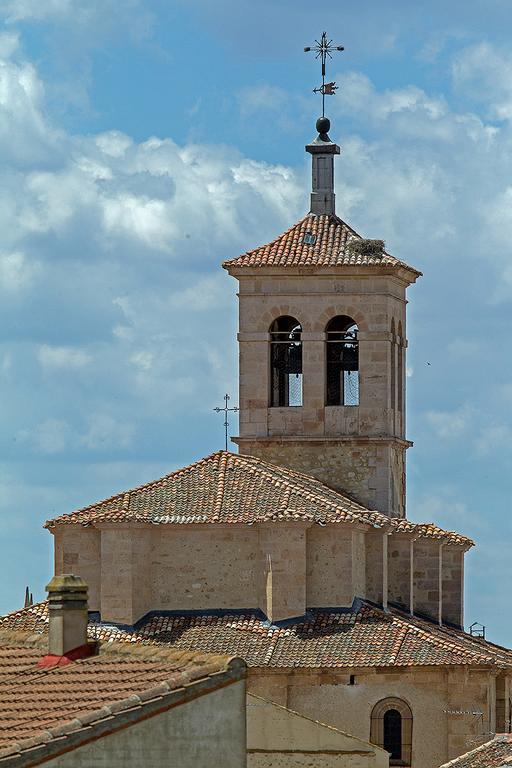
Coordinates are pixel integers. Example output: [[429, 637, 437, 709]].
[[304, 31, 344, 117], [213, 393, 239, 451]]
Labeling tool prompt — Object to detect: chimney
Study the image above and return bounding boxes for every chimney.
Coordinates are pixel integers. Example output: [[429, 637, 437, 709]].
[[43, 574, 92, 663], [305, 116, 340, 216]]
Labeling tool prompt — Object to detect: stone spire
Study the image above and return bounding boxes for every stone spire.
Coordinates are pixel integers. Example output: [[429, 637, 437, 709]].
[[305, 116, 340, 216]]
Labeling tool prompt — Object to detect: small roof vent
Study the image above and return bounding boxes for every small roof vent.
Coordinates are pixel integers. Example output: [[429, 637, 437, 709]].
[[303, 231, 317, 245]]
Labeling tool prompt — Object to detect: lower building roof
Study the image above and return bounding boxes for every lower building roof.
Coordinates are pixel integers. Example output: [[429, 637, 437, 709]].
[[2, 599, 511, 671], [0, 631, 244, 767], [439, 735, 512, 768]]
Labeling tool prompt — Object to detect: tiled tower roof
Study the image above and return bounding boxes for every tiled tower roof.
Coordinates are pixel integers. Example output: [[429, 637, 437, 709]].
[[44, 451, 473, 548], [223, 213, 421, 274]]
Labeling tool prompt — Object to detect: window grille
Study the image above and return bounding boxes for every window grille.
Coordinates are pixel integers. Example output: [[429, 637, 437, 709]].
[[270, 316, 303, 407], [325, 316, 359, 406]]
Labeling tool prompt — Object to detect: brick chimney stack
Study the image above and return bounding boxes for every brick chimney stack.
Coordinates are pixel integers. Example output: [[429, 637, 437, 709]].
[[45, 574, 89, 658]]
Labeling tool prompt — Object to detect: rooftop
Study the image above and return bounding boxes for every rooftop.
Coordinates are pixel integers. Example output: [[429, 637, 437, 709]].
[[2, 599, 510, 671], [223, 212, 421, 275], [0, 629, 244, 766], [44, 451, 473, 548], [439, 735, 512, 768]]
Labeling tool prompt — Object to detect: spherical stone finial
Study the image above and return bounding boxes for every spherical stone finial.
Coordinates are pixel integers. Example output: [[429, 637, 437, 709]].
[[316, 116, 330, 135]]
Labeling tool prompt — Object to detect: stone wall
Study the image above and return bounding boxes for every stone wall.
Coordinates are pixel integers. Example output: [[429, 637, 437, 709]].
[[54, 527, 101, 611], [388, 535, 411, 611], [306, 526, 354, 607], [152, 526, 260, 612], [413, 540, 441, 621], [442, 546, 464, 627], [365, 532, 384, 605], [248, 667, 499, 768], [236, 437, 406, 517], [53, 521, 467, 628]]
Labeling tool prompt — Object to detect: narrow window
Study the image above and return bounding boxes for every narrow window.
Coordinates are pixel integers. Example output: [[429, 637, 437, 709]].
[[397, 321, 404, 417], [383, 709, 402, 760], [326, 316, 359, 406], [270, 316, 302, 407], [370, 698, 412, 766], [391, 319, 396, 412]]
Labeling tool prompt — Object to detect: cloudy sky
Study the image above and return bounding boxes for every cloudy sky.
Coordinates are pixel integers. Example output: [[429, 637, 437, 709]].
[[0, 0, 511, 642]]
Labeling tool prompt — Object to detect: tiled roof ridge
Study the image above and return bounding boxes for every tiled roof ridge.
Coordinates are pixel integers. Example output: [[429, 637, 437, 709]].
[[386, 608, 497, 666], [439, 734, 512, 768], [44, 450, 376, 529], [44, 450, 228, 527], [219, 451, 379, 521], [43, 450, 474, 547], [0, 653, 243, 763]]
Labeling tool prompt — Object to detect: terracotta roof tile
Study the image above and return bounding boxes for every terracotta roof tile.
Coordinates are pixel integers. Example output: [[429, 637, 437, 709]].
[[439, 735, 512, 768], [3, 601, 509, 671], [0, 637, 241, 763], [43, 451, 473, 548], [223, 213, 421, 274]]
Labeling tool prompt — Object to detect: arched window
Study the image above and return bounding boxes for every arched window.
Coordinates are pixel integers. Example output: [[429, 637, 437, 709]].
[[397, 321, 404, 417], [270, 316, 302, 407], [325, 316, 359, 406], [370, 698, 412, 766], [391, 319, 396, 413]]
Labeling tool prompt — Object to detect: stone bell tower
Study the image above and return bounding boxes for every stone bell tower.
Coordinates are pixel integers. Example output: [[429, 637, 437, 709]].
[[223, 117, 421, 517]]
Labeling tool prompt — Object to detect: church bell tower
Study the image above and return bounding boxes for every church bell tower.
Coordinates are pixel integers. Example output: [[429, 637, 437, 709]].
[[223, 116, 421, 518]]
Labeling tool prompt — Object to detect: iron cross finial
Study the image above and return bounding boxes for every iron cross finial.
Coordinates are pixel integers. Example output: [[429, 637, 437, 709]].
[[213, 393, 239, 452], [304, 31, 344, 117]]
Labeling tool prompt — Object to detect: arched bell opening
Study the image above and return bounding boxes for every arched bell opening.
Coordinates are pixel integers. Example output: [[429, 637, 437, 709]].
[[269, 316, 303, 407], [325, 315, 359, 406]]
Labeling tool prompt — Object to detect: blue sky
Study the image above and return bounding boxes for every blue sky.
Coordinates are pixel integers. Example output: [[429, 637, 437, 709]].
[[0, 0, 511, 643]]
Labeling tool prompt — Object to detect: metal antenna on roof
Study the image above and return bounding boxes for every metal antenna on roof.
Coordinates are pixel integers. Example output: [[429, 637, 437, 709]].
[[213, 393, 239, 452], [304, 31, 344, 117]]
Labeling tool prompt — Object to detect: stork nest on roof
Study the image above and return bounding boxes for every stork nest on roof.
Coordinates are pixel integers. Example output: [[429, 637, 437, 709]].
[[348, 238, 385, 259]]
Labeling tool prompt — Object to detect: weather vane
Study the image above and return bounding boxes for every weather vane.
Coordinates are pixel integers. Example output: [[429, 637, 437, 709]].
[[304, 32, 344, 117], [213, 393, 239, 452]]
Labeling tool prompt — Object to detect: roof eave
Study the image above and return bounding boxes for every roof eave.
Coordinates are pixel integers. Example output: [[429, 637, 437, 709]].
[[223, 262, 422, 283]]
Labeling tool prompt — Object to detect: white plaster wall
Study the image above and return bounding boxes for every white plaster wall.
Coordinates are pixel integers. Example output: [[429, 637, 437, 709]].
[[45, 680, 247, 768]]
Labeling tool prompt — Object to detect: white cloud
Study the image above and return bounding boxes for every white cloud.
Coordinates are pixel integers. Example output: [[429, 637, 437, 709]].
[[0, 31, 20, 58], [237, 84, 288, 116], [80, 413, 135, 450], [129, 350, 153, 371], [425, 405, 473, 440], [453, 42, 512, 121], [17, 418, 70, 454], [447, 339, 480, 357], [38, 345, 92, 370], [340, 72, 448, 123], [0, 251, 37, 291], [474, 424, 512, 457], [413, 495, 469, 524], [1, 0, 73, 22]]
